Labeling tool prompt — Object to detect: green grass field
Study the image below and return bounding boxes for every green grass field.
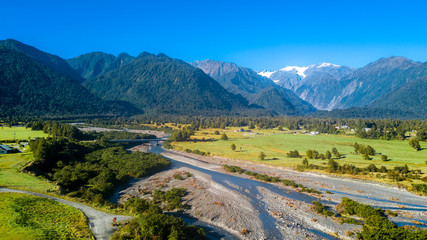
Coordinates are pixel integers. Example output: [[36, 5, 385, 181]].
[[0, 192, 93, 239], [0, 126, 48, 141], [173, 127, 427, 183], [0, 153, 56, 192]]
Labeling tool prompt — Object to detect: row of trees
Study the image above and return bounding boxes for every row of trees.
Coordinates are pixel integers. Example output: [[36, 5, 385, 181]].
[[82, 116, 426, 140]]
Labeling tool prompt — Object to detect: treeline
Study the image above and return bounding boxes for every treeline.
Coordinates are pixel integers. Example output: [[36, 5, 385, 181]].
[[298, 159, 424, 192], [82, 130, 156, 141], [27, 138, 170, 202], [27, 121, 156, 141], [337, 197, 427, 239], [223, 164, 320, 194], [80, 116, 427, 141]]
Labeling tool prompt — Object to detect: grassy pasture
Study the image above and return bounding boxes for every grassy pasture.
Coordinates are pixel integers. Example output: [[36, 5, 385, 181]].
[[0, 153, 55, 192], [0, 126, 48, 141], [172, 127, 427, 182], [0, 192, 93, 239]]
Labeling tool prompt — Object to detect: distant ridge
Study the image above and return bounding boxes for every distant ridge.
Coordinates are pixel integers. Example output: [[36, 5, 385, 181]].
[[192, 59, 316, 115], [0, 39, 86, 84], [82, 53, 268, 116], [67, 52, 135, 79], [0, 47, 140, 117]]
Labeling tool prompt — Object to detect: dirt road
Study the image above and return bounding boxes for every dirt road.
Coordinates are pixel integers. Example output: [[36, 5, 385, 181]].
[[0, 188, 131, 240]]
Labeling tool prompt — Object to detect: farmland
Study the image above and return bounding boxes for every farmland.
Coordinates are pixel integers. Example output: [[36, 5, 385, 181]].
[[172, 127, 427, 186], [0, 192, 92, 239], [0, 153, 55, 192], [0, 126, 48, 141]]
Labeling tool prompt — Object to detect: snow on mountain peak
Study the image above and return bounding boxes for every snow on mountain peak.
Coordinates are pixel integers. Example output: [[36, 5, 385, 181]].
[[258, 70, 275, 78], [280, 66, 309, 78], [257, 62, 343, 79], [316, 62, 340, 68]]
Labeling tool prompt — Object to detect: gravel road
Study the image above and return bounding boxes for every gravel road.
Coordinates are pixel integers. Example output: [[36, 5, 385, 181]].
[[0, 187, 132, 240]]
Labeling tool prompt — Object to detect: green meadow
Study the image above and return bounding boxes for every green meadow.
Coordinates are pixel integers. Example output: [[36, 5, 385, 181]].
[[0, 153, 56, 192], [0, 192, 93, 239], [0, 126, 48, 141], [173, 127, 427, 182]]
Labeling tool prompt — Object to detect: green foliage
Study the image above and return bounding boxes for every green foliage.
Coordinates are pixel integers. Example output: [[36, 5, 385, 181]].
[[411, 183, 427, 195], [183, 148, 210, 156], [231, 143, 236, 151], [259, 151, 266, 160], [111, 213, 206, 240], [82, 52, 254, 116], [354, 142, 376, 155], [409, 138, 421, 151], [287, 150, 301, 158], [223, 164, 244, 174], [325, 150, 332, 159], [220, 133, 228, 140], [338, 197, 384, 219], [358, 214, 427, 239], [417, 129, 427, 141], [302, 158, 309, 166], [152, 188, 186, 211], [381, 155, 388, 161], [223, 165, 319, 193], [0, 193, 92, 239], [28, 138, 170, 202], [83, 130, 156, 141], [0, 47, 136, 118], [169, 127, 195, 142], [173, 174, 184, 180], [312, 201, 334, 217]]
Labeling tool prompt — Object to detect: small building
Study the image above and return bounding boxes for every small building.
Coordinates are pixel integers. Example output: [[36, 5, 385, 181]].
[[0, 145, 13, 154]]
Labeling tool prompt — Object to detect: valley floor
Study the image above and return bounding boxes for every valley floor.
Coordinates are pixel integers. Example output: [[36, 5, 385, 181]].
[[114, 145, 427, 239]]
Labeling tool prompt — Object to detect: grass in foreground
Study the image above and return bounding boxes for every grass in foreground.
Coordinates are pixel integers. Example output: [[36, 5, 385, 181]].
[[172, 127, 427, 185], [0, 153, 55, 192], [0, 192, 93, 239], [0, 126, 48, 141]]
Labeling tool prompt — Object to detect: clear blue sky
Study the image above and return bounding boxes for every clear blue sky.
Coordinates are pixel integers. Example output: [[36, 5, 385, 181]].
[[2, 0, 426, 70]]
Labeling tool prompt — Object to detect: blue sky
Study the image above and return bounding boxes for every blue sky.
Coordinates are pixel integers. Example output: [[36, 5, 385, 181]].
[[2, 0, 426, 70]]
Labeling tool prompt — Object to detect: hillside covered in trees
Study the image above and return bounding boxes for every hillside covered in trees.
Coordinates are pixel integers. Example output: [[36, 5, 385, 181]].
[[82, 52, 268, 116], [0, 48, 141, 118]]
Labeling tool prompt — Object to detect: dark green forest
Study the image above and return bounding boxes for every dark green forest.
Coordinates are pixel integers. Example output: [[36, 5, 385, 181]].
[[0, 48, 140, 118]]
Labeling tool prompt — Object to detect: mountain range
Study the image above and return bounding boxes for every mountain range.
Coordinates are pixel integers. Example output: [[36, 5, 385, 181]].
[[258, 58, 426, 118], [0, 38, 425, 119], [191, 60, 316, 115], [0, 47, 139, 118]]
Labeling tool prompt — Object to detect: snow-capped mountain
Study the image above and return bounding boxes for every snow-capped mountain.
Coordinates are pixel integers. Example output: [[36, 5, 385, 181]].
[[258, 63, 354, 110]]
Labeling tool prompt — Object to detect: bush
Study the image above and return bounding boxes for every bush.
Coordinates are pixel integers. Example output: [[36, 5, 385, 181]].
[[220, 133, 228, 140], [312, 201, 334, 217], [287, 150, 301, 158]]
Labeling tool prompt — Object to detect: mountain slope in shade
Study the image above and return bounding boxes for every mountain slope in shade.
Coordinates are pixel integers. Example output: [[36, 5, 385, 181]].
[[369, 62, 427, 117], [83, 53, 265, 116], [329, 56, 422, 109], [0, 48, 139, 117], [67, 52, 135, 79], [0, 39, 85, 83], [192, 59, 316, 115], [259, 63, 354, 110]]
